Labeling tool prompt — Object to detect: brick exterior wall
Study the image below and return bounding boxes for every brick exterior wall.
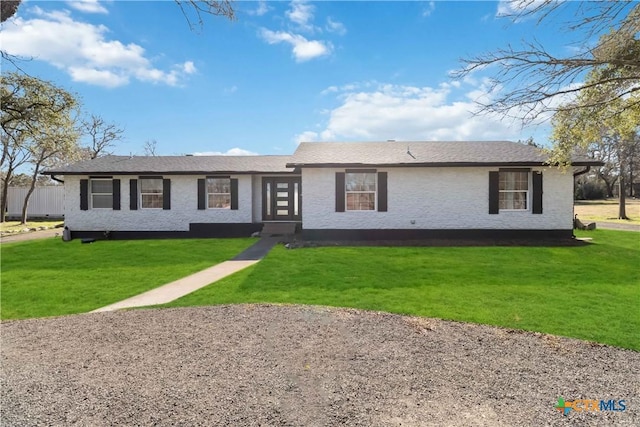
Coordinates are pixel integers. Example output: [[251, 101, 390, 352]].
[[63, 166, 575, 233], [64, 175, 253, 232], [301, 167, 574, 230]]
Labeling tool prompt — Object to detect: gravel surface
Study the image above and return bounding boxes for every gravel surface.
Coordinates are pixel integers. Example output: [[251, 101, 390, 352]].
[[2, 304, 638, 426]]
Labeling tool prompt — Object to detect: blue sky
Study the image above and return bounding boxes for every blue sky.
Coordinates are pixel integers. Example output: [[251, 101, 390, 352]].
[[1, 0, 589, 156]]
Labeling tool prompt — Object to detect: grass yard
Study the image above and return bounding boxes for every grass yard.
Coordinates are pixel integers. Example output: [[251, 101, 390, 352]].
[[574, 198, 640, 224], [1, 238, 254, 319], [166, 230, 640, 351]]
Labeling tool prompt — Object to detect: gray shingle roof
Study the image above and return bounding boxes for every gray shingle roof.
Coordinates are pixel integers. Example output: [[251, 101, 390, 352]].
[[288, 141, 599, 167], [44, 155, 293, 175], [44, 142, 601, 176]]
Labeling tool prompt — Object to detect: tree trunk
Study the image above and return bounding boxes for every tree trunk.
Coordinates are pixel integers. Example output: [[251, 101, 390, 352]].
[[0, 165, 14, 223], [1, 142, 9, 169], [629, 164, 634, 198], [602, 178, 616, 198], [1, 178, 9, 223], [618, 176, 627, 220], [21, 159, 43, 224], [20, 176, 37, 225]]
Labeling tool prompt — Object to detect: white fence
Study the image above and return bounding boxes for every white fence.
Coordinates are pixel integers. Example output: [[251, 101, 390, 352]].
[[6, 186, 64, 219]]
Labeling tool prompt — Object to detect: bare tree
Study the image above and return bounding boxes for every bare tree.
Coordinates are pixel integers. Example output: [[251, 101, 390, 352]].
[[143, 140, 158, 156], [175, 0, 236, 30], [0, 133, 29, 221], [551, 71, 639, 219], [1, 72, 80, 223], [454, 1, 640, 123], [591, 140, 620, 199], [21, 131, 78, 224], [81, 114, 124, 159]]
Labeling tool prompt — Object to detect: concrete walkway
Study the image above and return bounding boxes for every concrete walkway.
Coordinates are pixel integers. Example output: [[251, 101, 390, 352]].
[[91, 260, 259, 312], [597, 222, 640, 232], [92, 237, 279, 313]]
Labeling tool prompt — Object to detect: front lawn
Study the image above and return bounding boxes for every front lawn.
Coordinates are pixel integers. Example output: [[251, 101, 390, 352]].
[[574, 199, 640, 224], [1, 238, 254, 319], [166, 230, 640, 350]]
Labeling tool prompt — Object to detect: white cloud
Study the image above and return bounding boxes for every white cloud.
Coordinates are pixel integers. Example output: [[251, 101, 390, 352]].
[[496, 0, 546, 18], [297, 81, 525, 142], [325, 17, 346, 35], [246, 0, 269, 17], [259, 0, 337, 63], [182, 61, 197, 74], [293, 131, 320, 145], [193, 148, 259, 156], [422, 1, 436, 17], [286, 0, 315, 32], [224, 85, 238, 94], [68, 66, 128, 88], [0, 8, 195, 87], [321, 81, 374, 95], [259, 28, 331, 62], [66, 0, 108, 14]]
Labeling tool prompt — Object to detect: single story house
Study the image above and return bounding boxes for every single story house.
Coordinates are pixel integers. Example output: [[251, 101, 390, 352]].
[[44, 141, 600, 240]]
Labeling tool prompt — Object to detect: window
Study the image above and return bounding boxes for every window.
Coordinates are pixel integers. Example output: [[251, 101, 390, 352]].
[[90, 179, 112, 209], [499, 171, 528, 210], [140, 178, 163, 209], [207, 178, 231, 209], [346, 172, 376, 211]]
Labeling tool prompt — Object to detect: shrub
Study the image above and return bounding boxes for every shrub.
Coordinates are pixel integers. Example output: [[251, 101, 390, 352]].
[[575, 180, 607, 200]]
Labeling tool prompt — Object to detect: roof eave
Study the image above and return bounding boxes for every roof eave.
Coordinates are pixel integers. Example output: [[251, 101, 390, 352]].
[[42, 170, 296, 175], [286, 161, 546, 168], [286, 160, 604, 168]]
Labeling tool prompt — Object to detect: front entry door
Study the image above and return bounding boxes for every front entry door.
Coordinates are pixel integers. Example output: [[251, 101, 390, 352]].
[[262, 177, 301, 221]]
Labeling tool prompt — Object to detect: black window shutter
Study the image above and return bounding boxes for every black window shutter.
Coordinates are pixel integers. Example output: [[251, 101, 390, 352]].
[[335, 172, 345, 212], [163, 179, 171, 210], [130, 179, 138, 210], [112, 179, 121, 210], [532, 171, 543, 214], [80, 179, 89, 210], [230, 178, 239, 210], [377, 172, 388, 212], [489, 171, 499, 214], [197, 179, 206, 210]]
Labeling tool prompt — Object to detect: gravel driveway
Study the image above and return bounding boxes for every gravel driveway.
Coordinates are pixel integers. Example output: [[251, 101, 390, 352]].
[[2, 304, 638, 426]]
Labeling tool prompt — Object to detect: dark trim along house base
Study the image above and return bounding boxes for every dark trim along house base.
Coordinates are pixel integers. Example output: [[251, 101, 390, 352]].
[[69, 223, 262, 240], [301, 229, 574, 241], [189, 223, 262, 237]]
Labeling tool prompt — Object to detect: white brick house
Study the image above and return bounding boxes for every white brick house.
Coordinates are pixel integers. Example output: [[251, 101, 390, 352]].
[[44, 141, 600, 240]]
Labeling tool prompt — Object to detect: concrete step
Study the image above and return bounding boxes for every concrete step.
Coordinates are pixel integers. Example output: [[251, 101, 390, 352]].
[[261, 222, 298, 236]]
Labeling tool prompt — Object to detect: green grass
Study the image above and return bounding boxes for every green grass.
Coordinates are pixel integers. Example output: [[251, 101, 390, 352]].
[[166, 230, 640, 350], [1, 238, 254, 319]]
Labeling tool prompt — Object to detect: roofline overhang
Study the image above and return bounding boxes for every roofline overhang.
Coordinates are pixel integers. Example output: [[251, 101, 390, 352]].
[[285, 161, 604, 168], [41, 170, 298, 176]]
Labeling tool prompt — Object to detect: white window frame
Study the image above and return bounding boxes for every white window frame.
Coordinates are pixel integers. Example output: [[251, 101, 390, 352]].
[[139, 178, 163, 209], [89, 178, 112, 209], [499, 171, 530, 211], [345, 172, 377, 211], [207, 177, 231, 209]]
